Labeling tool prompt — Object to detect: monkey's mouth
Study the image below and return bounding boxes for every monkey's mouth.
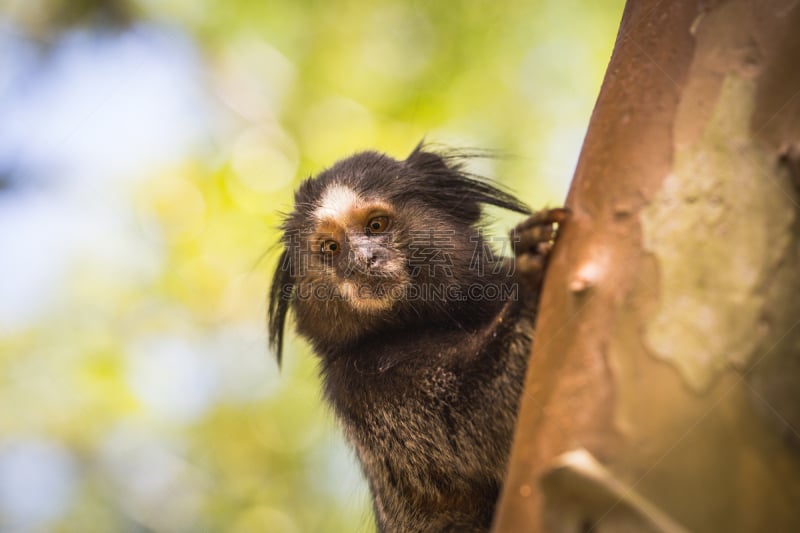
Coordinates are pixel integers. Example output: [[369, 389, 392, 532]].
[[339, 279, 404, 311]]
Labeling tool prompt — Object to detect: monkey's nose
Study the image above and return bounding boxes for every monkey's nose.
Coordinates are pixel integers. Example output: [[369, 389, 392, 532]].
[[351, 243, 385, 272], [356, 247, 381, 268], [341, 235, 386, 275]]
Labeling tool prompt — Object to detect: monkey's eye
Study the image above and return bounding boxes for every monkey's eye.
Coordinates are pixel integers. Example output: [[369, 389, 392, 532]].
[[320, 239, 340, 255], [366, 216, 389, 235]]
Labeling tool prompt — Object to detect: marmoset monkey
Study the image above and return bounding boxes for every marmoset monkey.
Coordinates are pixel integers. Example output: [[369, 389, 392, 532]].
[[269, 144, 566, 532]]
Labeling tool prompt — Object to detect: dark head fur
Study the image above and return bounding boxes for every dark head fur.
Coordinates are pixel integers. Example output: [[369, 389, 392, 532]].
[[268, 143, 529, 365]]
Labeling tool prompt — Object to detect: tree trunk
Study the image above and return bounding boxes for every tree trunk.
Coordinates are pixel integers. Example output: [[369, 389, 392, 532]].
[[493, 1, 800, 532]]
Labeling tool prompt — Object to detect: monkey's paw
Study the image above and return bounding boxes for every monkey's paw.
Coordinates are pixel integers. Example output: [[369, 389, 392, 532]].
[[511, 207, 569, 280]]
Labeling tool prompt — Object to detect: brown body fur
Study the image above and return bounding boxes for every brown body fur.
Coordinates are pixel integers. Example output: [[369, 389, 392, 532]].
[[269, 145, 563, 532]]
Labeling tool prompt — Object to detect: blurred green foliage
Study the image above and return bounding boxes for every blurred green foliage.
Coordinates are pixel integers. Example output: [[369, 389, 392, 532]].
[[0, 0, 623, 531]]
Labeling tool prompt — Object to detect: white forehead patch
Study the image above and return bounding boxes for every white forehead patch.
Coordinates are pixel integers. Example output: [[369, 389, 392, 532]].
[[314, 184, 362, 225]]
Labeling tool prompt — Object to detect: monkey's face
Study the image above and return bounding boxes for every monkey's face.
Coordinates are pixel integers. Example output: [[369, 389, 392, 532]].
[[269, 146, 530, 358], [293, 183, 410, 314]]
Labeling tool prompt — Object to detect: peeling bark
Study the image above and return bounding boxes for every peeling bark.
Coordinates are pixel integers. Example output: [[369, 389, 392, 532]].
[[493, 1, 800, 531]]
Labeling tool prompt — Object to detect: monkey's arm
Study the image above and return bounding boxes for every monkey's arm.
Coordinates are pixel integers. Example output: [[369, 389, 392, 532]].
[[473, 206, 570, 360]]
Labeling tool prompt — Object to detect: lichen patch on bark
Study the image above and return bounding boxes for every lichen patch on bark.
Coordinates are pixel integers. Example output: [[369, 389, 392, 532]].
[[641, 75, 796, 391]]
